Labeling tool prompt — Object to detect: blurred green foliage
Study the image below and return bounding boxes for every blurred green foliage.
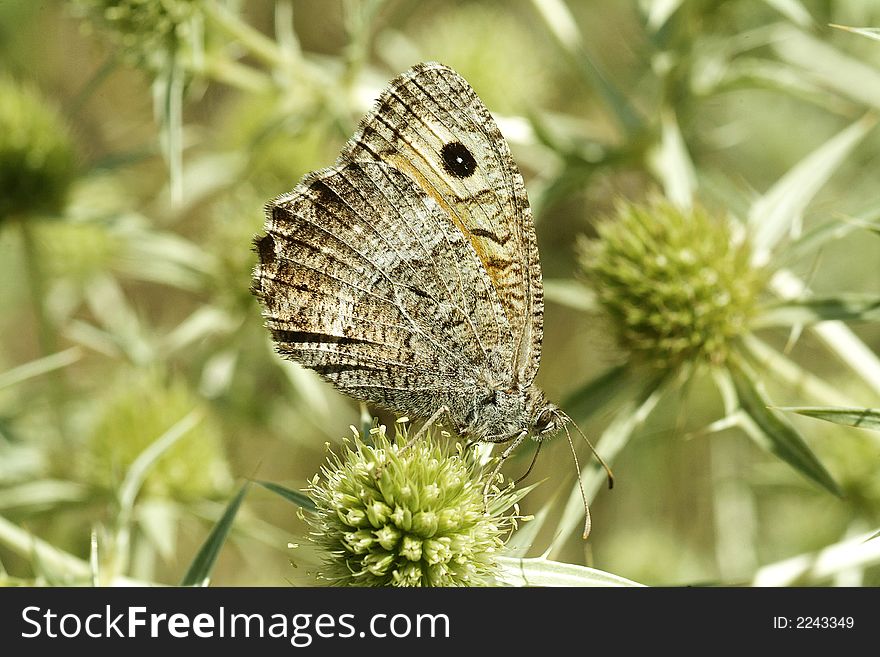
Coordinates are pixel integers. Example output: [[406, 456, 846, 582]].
[[1, 0, 879, 587]]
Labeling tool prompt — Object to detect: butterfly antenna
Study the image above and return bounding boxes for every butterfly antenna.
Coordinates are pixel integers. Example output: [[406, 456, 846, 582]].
[[561, 410, 614, 490], [560, 419, 592, 540]]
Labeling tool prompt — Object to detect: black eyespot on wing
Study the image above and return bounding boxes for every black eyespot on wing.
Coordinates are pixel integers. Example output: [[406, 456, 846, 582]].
[[440, 141, 477, 178]]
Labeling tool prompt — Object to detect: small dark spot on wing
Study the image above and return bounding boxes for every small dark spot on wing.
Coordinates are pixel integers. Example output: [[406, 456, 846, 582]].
[[440, 141, 477, 178]]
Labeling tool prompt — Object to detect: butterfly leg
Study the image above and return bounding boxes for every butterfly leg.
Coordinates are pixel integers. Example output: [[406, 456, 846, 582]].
[[482, 430, 529, 509], [374, 406, 451, 481], [398, 405, 451, 451], [514, 440, 543, 485]]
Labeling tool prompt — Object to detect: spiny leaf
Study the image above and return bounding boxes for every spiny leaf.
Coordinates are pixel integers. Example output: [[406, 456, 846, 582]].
[[729, 362, 842, 496], [180, 482, 250, 587], [776, 406, 880, 432]]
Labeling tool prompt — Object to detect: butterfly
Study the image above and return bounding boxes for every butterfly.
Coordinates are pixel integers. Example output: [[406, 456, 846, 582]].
[[252, 62, 608, 536]]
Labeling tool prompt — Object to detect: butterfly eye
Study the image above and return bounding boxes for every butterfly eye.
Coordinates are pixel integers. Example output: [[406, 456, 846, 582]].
[[440, 141, 477, 178], [535, 410, 556, 434]]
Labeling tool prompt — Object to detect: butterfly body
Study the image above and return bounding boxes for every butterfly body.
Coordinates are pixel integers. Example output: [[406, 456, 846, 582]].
[[253, 62, 558, 446]]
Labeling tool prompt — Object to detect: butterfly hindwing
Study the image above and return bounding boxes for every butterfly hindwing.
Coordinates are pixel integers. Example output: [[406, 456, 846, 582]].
[[340, 62, 544, 386]]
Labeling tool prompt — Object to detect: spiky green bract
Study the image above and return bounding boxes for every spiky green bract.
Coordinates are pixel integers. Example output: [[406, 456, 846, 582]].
[[578, 198, 766, 369], [306, 425, 514, 587]]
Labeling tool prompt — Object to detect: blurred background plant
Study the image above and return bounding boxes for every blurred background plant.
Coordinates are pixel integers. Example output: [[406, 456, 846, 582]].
[[1, 0, 879, 586]]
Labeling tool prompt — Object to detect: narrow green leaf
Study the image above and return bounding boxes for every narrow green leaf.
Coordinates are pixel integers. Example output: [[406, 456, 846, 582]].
[[776, 406, 880, 432], [0, 348, 81, 391], [162, 306, 238, 354], [154, 57, 184, 204], [180, 482, 250, 587], [137, 499, 179, 562], [255, 480, 317, 512], [754, 294, 880, 327], [646, 109, 696, 209], [119, 228, 216, 292], [495, 556, 644, 587], [773, 25, 880, 108], [729, 362, 842, 496], [0, 480, 89, 511], [0, 514, 90, 579], [118, 410, 204, 523], [748, 114, 876, 263], [718, 58, 855, 114], [543, 278, 598, 312]]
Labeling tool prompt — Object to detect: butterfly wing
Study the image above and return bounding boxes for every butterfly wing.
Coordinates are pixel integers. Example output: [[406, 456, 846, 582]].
[[253, 160, 513, 419], [340, 62, 544, 387]]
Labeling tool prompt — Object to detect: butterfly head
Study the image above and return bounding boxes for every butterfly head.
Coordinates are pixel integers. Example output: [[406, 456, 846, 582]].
[[531, 400, 564, 440]]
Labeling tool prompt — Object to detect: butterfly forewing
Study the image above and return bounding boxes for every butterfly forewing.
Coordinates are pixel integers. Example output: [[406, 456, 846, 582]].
[[340, 62, 544, 386], [254, 160, 514, 415]]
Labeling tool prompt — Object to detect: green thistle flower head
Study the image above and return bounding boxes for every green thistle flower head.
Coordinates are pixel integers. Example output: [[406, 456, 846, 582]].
[[306, 424, 515, 587], [76, 0, 205, 72], [0, 75, 76, 219], [578, 198, 766, 369], [79, 371, 232, 501]]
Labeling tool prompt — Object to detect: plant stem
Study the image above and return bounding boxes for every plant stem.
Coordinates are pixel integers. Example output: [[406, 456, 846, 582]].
[[18, 217, 71, 439], [203, 56, 273, 93], [19, 218, 55, 357], [202, 0, 291, 72]]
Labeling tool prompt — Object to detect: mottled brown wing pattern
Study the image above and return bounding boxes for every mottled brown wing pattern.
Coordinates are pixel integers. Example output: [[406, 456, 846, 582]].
[[253, 160, 514, 414], [340, 62, 544, 386]]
